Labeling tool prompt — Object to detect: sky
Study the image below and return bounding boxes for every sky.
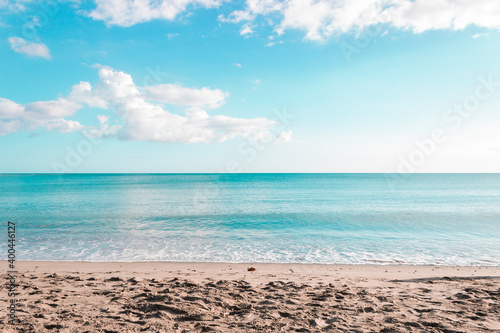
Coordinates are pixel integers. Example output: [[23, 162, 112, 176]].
[[0, 0, 500, 173]]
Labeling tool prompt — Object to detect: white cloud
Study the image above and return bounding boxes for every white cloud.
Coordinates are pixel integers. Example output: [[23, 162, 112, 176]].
[[82, 0, 500, 40], [240, 22, 255, 36], [217, 0, 282, 22], [0, 97, 83, 135], [144, 84, 228, 108], [218, 9, 256, 23], [246, 0, 283, 15], [88, 0, 221, 27], [386, 0, 500, 33], [69, 81, 109, 108], [234, 63, 243, 68], [166, 33, 179, 39], [0, 66, 288, 144], [0, 0, 31, 12], [277, 0, 383, 40], [84, 114, 122, 139], [25, 99, 81, 118], [0, 98, 24, 119], [220, 0, 500, 41], [472, 32, 489, 38], [8, 37, 51, 59], [275, 129, 292, 143], [87, 67, 276, 143], [97, 114, 109, 123]]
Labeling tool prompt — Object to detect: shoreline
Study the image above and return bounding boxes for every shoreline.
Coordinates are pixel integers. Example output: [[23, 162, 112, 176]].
[[4, 261, 500, 285], [7, 259, 500, 269]]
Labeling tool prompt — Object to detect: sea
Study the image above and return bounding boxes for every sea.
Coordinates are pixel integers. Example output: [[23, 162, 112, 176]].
[[1, 173, 499, 265]]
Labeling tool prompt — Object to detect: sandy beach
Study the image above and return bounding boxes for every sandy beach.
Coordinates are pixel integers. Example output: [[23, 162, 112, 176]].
[[0, 261, 499, 332]]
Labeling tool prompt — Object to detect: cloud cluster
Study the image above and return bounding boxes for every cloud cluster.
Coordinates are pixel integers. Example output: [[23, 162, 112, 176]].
[[88, 0, 221, 27], [83, 0, 500, 41], [0, 0, 30, 12], [219, 0, 500, 40], [8, 37, 51, 59], [0, 97, 83, 135], [0, 66, 284, 143], [386, 0, 500, 33], [144, 84, 228, 108], [5, 0, 500, 42]]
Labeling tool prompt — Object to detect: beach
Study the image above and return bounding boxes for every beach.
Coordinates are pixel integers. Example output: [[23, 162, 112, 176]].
[[3, 0, 500, 330], [2, 175, 500, 332], [1, 261, 499, 332]]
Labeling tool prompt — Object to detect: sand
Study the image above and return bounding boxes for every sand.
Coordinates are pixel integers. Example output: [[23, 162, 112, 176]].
[[1, 261, 499, 332]]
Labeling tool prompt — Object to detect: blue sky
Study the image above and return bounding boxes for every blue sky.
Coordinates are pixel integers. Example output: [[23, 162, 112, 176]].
[[1, 0, 500, 173]]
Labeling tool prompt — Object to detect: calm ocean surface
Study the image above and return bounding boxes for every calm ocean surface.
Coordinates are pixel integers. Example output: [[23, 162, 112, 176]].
[[1, 174, 499, 265]]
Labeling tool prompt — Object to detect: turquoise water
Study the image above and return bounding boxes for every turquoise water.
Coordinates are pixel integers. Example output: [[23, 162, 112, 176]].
[[1, 173, 499, 265]]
